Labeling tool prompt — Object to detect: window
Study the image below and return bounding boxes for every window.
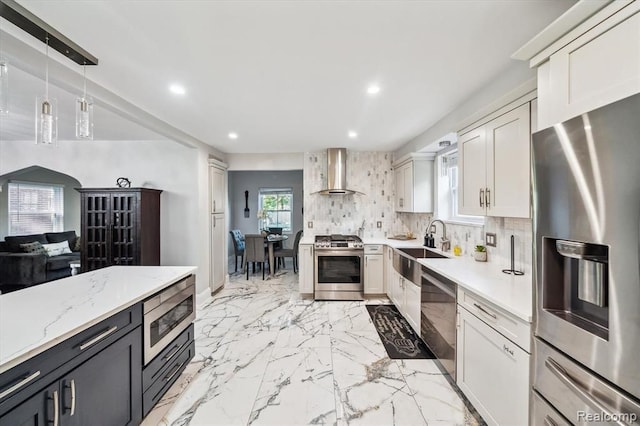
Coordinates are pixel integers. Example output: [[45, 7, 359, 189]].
[[436, 150, 483, 225], [258, 188, 293, 233], [8, 182, 64, 235]]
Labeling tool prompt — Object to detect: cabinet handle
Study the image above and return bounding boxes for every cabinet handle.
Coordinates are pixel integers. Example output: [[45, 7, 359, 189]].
[[64, 379, 76, 416], [163, 344, 182, 362], [503, 344, 514, 357], [79, 325, 118, 350], [164, 360, 186, 383], [0, 370, 41, 399], [486, 188, 490, 208], [399, 198, 404, 208], [479, 189, 484, 207], [473, 303, 497, 319], [544, 416, 558, 426], [213, 200, 216, 212], [50, 390, 60, 426]]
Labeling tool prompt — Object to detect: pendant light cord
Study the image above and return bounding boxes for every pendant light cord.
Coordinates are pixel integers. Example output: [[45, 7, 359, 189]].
[[45, 35, 49, 99], [82, 63, 87, 98]]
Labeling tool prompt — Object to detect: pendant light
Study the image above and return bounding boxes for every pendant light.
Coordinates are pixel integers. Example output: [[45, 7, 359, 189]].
[[35, 35, 57, 146], [0, 58, 8, 115], [75, 63, 93, 139]]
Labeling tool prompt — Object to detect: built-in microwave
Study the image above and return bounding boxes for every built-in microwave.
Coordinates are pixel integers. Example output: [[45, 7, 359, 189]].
[[143, 275, 195, 365]]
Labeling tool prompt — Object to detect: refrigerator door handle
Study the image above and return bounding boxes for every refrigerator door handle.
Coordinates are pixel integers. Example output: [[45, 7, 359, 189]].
[[545, 357, 631, 426]]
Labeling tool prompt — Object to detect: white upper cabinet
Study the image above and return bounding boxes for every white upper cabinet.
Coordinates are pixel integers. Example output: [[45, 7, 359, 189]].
[[516, 1, 640, 130], [459, 102, 531, 218], [393, 154, 434, 213]]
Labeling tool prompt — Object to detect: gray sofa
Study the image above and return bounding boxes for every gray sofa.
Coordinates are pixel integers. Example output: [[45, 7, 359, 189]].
[[0, 231, 80, 292]]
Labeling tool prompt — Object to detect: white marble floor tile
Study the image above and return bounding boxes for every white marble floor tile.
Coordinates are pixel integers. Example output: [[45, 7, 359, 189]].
[[146, 271, 484, 426], [249, 347, 336, 425]]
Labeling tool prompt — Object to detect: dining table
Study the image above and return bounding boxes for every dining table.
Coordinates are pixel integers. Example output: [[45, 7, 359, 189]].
[[265, 234, 288, 277]]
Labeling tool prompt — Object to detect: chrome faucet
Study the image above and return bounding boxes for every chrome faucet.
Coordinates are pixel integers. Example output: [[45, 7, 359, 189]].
[[427, 219, 450, 252]]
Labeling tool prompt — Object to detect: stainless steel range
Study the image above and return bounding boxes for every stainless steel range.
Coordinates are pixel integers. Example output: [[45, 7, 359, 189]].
[[314, 235, 364, 300]]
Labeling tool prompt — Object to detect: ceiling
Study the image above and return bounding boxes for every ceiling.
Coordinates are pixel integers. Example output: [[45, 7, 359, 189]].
[[1, 0, 576, 153]]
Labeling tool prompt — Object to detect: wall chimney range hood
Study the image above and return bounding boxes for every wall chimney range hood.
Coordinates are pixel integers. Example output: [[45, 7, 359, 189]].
[[314, 148, 363, 195]]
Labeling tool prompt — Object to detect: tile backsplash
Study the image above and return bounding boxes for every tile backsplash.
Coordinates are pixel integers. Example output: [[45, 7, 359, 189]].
[[303, 150, 532, 272]]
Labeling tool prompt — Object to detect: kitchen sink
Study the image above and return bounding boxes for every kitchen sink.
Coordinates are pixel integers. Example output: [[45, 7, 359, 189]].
[[397, 247, 449, 259]]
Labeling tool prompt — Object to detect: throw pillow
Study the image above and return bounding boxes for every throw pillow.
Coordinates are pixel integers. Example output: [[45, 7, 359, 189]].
[[74, 236, 81, 252], [42, 241, 73, 257], [19, 241, 47, 255]]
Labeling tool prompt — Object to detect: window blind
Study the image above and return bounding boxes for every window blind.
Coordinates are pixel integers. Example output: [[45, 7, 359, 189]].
[[8, 182, 64, 235]]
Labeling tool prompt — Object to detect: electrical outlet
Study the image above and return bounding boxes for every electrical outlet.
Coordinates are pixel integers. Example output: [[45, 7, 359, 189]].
[[307, 221, 313, 229], [376, 221, 382, 228], [486, 232, 497, 247]]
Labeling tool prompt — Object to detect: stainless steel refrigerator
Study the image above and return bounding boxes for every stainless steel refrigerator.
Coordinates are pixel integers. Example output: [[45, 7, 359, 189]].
[[532, 93, 640, 425]]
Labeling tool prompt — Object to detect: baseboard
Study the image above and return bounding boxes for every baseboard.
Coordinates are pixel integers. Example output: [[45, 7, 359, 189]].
[[196, 287, 213, 308]]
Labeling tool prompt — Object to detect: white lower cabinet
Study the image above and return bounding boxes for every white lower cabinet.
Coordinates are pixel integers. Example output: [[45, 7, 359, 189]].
[[364, 245, 384, 295], [298, 244, 314, 295], [457, 306, 530, 426], [403, 279, 421, 334], [364, 254, 384, 294], [385, 246, 394, 299], [388, 268, 421, 336]]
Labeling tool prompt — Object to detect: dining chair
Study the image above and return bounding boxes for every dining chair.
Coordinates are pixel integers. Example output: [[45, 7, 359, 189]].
[[274, 230, 303, 273], [229, 229, 245, 272], [268, 227, 284, 266], [244, 234, 269, 280]]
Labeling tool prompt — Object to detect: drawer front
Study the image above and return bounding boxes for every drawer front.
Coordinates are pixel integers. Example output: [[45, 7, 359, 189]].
[[531, 390, 572, 426], [143, 340, 195, 417], [143, 323, 194, 390], [533, 338, 640, 425], [364, 245, 383, 255], [458, 288, 530, 352], [0, 303, 142, 414]]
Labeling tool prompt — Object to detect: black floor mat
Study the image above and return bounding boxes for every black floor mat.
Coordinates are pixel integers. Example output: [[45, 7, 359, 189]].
[[366, 304, 435, 359]]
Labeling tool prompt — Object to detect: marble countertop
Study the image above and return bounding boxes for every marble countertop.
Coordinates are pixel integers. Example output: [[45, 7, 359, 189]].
[[0, 265, 197, 374], [299, 235, 531, 322], [416, 256, 532, 322]]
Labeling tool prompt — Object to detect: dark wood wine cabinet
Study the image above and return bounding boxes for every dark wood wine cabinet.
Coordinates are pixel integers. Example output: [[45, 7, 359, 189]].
[[76, 188, 162, 272]]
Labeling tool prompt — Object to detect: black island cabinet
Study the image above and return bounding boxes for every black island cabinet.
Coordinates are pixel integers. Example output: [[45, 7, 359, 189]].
[[0, 305, 143, 426]]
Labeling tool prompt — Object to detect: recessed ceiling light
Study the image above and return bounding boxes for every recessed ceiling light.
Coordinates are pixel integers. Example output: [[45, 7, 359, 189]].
[[169, 84, 186, 95], [228, 132, 238, 140], [348, 131, 358, 139], [367, 85, 381, 95]]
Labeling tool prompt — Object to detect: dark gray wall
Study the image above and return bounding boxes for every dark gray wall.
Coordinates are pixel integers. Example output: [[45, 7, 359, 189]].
[[0, 167, 81, 240], [228, 170, 303, 254]]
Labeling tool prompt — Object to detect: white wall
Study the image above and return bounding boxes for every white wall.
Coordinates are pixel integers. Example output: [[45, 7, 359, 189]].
[[0, 138, 219, 295], [226, 153, 304, 171]]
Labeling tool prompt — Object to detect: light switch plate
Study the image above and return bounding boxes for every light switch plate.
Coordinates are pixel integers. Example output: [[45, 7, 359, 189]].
[[486, 232, 497, 247], [308, 221, 313, 229]]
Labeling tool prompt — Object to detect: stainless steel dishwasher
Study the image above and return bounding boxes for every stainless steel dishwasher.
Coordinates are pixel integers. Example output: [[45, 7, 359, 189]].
[[421, 266, 457, 379]]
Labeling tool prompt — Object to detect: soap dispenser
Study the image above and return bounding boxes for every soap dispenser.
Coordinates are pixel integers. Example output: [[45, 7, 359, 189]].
[[425, 233, 435, 248]]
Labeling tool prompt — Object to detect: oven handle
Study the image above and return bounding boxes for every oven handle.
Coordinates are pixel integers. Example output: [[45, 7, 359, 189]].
[[315, 249, 364, 257], [421, 271, 456, 299]]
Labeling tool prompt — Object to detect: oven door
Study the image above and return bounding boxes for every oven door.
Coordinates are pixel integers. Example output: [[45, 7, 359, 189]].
[[314, 249, 364, 299], [143, 277, 196, 364]]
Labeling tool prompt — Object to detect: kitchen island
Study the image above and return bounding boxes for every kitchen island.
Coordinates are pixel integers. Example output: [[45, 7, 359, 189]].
[[0, 265, 196, 425]]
